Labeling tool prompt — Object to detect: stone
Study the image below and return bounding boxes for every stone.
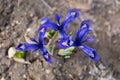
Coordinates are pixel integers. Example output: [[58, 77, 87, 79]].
[[8, 47, 16, 58]]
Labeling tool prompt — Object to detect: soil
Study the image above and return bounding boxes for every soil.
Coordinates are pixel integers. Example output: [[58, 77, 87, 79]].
[[0, 0, 120, 80]]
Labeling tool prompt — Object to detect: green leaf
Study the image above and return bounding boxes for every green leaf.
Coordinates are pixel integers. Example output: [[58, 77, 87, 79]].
[[64, 56, 70, 58], [45, 46, 51, 53], [58, 47, 75, 56], [45, 45, 55, 55], [13, 51, 25, 58], [51, 45, 55, 55], [48, 30, 55, 38]]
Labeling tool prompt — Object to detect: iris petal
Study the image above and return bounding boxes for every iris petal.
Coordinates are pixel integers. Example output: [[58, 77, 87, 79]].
[[38, 31, 44, 45], [80, 20, 90, 29], [54, 13, 60, 24], [62, 9, 80, 30], [40, 17, 49, 25], [48, 21, 58, 31], [40, 48, 52, 63], [29, 38, 38, 43], [38, 25, 48, 36], [64, 9, 80, 21], [57, 39, 70, 49], [59, 30, 68, 39], [40, 17, 58, 31], [82, 37, 94, 43], [16, 43, 39, 51], [78, 45, 99, 61], [66, 36, 74, 46], [75, 28, 91, 45]]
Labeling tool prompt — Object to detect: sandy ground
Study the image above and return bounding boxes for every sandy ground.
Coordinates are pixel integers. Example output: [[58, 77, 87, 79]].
[[0, 0, 120, 80]]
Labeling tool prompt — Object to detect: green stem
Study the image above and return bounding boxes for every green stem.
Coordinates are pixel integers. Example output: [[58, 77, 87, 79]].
[[47, 32, 58, 46]]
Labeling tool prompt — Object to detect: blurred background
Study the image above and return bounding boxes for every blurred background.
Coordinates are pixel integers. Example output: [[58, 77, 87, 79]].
[[0, 0, 120, 80]]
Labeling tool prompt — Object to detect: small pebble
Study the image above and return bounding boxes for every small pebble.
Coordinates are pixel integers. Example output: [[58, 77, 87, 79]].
[[23, 74, 27, 78], [8, 47, 16, 58], [45, 69, 51, 74], [1, 77, 5, 80]]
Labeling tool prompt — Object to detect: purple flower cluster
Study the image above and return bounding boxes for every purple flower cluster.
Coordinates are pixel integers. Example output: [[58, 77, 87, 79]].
[[16, 9, 99, 63]]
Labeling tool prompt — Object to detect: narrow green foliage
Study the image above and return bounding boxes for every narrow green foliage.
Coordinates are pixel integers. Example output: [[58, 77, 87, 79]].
[[58, 47, 75, 56], [48, 30, 55, 38], [45, 46, 51, 53], [51, 45, 55, 55], [45, 45, 55, 55]]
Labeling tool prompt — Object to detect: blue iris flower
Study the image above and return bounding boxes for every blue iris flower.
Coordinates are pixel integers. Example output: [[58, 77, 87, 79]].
[[57, 20, 99, 61], [16, 31, 52, 63], [38, 9, 80, 39]]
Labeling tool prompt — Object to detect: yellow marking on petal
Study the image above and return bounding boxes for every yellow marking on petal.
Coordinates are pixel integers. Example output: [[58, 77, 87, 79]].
[[71, 12, 76, 16], [45, 54, 48, 59], [62, 41, 68, 46], [90, 52, 94, 58], [41, 28, 44, 32], [83, 24, 87, 28], [40, 20, 46, 25], [20, 45, 25, 49]]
